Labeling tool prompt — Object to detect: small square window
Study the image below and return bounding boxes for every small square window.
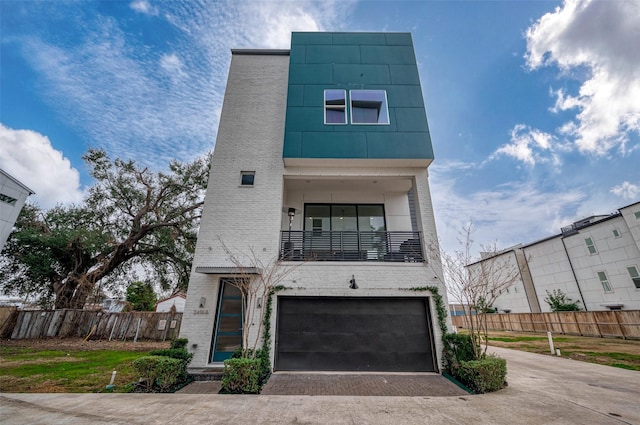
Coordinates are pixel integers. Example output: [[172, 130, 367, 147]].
[[585, 237, 597, 255], [612, 229, 621, 238], [350, 90, 389, 125], [635, 211, 640, 219], [597, 271, 613, 293], [240, 171, 255, 186], [324, 90, 346, 124]]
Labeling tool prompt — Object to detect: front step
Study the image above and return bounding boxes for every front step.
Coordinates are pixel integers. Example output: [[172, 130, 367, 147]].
[[189, 367, 224, 381]]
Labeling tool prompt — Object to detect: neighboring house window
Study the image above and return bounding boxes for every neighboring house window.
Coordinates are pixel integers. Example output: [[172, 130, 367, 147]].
[[612, 228, 621, 238], [240, 171, 255, 186], [324, 89, 347, 124], [597, 271, 613, 293], [627, 266, 640, 289], [635, 211, 640, 219], [0, 193, 17, 205], [585, 237, 597, 255], [350, 90, 389, 125]]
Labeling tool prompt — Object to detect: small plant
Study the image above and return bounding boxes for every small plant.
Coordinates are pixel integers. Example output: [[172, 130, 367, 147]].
[[132, 356, 186, 392], [442, 333, 476, 372], [455, 355, 507, 394], [221, 358, 261, 394], [544, 289, 581, 312], [132, 338, 193, 392], [170, 338, 189, 349]]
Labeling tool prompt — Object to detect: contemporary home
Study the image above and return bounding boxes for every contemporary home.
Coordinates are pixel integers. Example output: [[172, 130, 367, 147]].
[[0, 169, 34, 252], [467, 202, 640, 313], [181, 32, 450, 373]]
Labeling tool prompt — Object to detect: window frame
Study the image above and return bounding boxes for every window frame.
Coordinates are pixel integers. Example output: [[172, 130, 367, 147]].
[[240, 171, 255, 187], [349, 89, 390, 125], [627, 265, 640, 289], [584, 237, 598, 255], [597, 271, 613, 293], [324, 89, 347, 125], [0, 193, 18, 206]]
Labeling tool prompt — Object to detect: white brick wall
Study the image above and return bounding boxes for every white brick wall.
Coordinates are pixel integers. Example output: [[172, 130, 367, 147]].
[[182, 51, 451, 370]]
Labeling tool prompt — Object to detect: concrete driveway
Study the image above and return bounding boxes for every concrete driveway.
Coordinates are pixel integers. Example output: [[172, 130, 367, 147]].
[[1, 346, 638, 425]]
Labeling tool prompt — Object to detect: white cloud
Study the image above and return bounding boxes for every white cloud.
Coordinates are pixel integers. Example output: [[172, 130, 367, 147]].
[[14, 1, 351, 169], [130, 0, 158, 16], [0, 124, 84, 208], [610, 181, 640, 201], [430, 161, 587, 257], [491, 124, 560, 167], [526, 0, 640, 155], [160, 53, 187, 82]]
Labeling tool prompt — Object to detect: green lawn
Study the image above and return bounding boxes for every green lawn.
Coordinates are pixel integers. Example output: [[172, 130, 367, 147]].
[[0, 346, 152, 393]]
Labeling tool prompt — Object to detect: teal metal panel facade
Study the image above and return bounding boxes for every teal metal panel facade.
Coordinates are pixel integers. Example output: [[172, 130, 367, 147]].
[[283, 32, 433, 161]]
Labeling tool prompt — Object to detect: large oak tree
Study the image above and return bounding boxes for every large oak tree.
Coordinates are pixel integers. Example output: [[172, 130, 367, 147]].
[[0, 149, 210, 309]]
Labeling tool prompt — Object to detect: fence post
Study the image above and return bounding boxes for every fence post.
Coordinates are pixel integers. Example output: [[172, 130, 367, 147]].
[[133, 317, 142, 343], [612, 311, 627, 340], [109, 316, 118, 341]]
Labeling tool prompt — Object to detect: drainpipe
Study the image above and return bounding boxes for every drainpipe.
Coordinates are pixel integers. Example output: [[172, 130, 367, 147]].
[[560, 237, 587, 311]]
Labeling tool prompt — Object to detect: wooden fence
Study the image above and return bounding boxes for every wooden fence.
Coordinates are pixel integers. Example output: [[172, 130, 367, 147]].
[[451, 310, 640, 339], [0, 307, 183, 341]]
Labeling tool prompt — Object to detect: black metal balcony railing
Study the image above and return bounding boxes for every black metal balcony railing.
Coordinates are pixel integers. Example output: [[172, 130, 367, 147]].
[[279, 231, 424, 262]]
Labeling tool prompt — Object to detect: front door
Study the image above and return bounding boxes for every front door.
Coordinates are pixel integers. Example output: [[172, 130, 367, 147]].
[[211, 280, 243, 362]]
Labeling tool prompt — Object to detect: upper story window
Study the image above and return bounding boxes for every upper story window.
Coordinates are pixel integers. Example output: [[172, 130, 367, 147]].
[[612, 228, 621, 238], [627, 266, 640, 289], [0, 193, 17, 205], [350, 90, 389, 125], [585, 237, 597, 255], [635, 211, 640, 219], [324, 90, 347, 124], [597, 271, 613, 293], [240, 171, 255, 186]]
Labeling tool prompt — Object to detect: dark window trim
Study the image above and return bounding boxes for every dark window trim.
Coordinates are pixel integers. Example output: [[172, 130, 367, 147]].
[[303, 203, 387, 232]]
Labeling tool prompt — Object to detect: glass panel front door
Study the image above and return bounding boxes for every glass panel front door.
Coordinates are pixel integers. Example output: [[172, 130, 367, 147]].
[[211, 280, 243, 362]]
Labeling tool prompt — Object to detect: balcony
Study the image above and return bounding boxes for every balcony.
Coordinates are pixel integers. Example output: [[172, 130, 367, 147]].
[[279, 231, 424, 262]]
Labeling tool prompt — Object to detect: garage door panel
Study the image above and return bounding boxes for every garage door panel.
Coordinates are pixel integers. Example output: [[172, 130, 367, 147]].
[[277, 313, 421, 332], [276, 297, 436, 372]]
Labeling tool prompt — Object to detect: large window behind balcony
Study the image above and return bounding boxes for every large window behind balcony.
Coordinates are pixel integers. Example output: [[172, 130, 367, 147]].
[[304, 204, 386, 232]]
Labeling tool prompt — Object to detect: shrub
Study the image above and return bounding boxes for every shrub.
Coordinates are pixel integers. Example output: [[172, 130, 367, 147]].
[[133, 356, 186, 392], [231, 347, 271, 386], [149, 348, 193, 363], [442, 333, 477, 372], [455, 355, 507, 394], [221, 358, 261, 394], [544, 289, 581, 312], [170, 338, 189, 349]]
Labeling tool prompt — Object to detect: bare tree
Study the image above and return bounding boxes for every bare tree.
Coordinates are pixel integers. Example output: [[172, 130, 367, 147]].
[[220, 242, 299, 358], [429, 222, 525, 358]]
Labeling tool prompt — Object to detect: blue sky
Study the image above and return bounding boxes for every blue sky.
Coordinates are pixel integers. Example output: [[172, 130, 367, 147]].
[[1, 0, 639, 255]]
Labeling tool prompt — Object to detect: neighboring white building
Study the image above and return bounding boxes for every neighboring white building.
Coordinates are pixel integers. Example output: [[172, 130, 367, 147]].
[[181, 32, 450, 373], [156, 293, 186, 313], [0, 169, 34, 252], [470, 202, 640, 313]]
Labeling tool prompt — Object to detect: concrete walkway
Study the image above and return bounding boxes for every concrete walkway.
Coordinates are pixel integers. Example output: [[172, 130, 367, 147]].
[[1, 347, 638, 425]]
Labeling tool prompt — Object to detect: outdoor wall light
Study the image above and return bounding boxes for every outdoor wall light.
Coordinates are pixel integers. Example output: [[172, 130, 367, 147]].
[[349, 275, 358, 289], [199, 297, 206, 308], [257, 297, 263, 308]]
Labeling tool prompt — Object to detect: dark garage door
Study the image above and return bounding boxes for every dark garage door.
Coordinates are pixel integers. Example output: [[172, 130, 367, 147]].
[[275, 297, 436, 372]]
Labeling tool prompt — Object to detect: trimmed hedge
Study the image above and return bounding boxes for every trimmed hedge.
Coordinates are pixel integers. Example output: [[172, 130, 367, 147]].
[[221, 358, 261, 394], [133, 356, 187, 392], [149, 348, 193, 363], [455, 355, 507, 394]]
